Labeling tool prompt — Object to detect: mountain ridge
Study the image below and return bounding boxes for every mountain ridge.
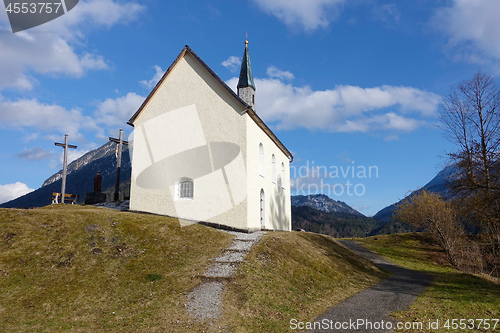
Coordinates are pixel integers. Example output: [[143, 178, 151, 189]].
[[373, 164, 456, 223], [0, 142, 131, 208], [291, 193, 365, 217], [291, 205, 385, 238]]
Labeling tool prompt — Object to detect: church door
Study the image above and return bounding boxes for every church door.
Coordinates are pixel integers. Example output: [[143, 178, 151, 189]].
[[260, 189, 265, 229]]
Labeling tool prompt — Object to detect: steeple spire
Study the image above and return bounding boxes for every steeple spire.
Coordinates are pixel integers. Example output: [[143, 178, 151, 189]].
[[237, 39, 256, 109]]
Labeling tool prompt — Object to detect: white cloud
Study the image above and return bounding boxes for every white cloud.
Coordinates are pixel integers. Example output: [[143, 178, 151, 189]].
[[0, 91, 142, 147], [0, 90, 142, 156], [46, 147, 89, 170], [384, 134, 400, 142], [289, 163, 331, 194], [0, 32, 107, 90], [66, 149, 89, 165], [14, 145, 86, 170], [433, 0, 500, 63], [221, 56, 241, 72], [60, 0, 145, 31], [0, 182, 35, 204], [227, 72, 441, 133], [289, 163, 363, 198], [94, 92, 145, 127], [0, 95, 97, 140], [0, 0, 144, 91], [250, 0, 344, 31], [266, 66, 295, 81], [22, 133, 40, 142], [140, 65, 164, 90], [337, 112, 424, 133], [16, 147, 54, 161], [372, 3, 400, 24]]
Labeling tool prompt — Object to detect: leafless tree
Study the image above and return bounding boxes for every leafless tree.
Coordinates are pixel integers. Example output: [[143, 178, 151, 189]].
[[396, 190, 466, 267], [440, 71, 500, 257]]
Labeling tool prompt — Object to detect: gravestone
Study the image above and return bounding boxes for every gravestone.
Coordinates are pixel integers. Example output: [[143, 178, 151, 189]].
[[85, 171, 107, 205], [94, 171, 102, 193]]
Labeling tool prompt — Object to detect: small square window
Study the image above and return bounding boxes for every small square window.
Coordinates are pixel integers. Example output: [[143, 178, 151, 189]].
[[176, 177, 194, 200]]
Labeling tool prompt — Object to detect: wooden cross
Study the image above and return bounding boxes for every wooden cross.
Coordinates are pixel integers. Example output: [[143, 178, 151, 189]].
[[109, 129, 129, 201], [54, 134, 77, 204]]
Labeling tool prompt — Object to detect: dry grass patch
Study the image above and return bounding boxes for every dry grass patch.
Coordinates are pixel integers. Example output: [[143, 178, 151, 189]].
[[218, 231, 388, 332], [0, 205, 233, 332], [357, 233, 500, 332]]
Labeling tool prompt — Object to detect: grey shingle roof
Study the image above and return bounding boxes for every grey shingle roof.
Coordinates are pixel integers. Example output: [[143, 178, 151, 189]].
[[237, 41, 255, 91]]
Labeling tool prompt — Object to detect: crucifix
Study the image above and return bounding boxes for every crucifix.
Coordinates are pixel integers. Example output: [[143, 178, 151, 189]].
[[109, 129, 129, 201], [55, 134, 77, 204]]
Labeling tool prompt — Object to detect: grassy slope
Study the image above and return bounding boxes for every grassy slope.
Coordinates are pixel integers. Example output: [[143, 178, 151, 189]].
[[0, 205, 233, 332], [219, 232, 388, 332], [0, 206, 388, 333], [356, 233, 500, 332]]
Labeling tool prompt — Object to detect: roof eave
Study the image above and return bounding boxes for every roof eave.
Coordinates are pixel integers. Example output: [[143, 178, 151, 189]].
[[128, 45, 250, 125], [246, 108, 293, 162]]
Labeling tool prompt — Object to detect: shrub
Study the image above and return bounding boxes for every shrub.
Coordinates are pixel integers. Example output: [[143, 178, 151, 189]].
[[395, 190, 481, 272]]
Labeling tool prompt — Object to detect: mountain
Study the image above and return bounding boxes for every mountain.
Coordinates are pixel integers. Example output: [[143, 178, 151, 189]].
[[373, 164, 457, 223], [292, 166, 458, 237], [291, 194, 365, 216], [291, 205, 385, 238], [290, 194, 388, 238], [0, 142, 131, 208]]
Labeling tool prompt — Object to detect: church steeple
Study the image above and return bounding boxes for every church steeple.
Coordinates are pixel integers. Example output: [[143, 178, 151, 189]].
[[237, 40, 256, 110]]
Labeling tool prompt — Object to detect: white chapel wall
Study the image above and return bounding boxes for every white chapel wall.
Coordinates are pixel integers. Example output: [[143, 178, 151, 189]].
[[129, 53, 249, 230], [246, 115, 292, 231]]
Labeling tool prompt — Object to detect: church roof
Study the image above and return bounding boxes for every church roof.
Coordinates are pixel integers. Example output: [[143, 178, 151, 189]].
[[128, 45, 292, 161], [237, 41, 255, 90]]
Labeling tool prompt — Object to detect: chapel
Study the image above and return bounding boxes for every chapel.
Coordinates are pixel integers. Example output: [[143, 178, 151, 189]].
[[127, 41, 293, 232]]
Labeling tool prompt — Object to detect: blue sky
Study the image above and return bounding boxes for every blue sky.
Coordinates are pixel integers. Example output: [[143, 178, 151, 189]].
[[0, 0, 499, 216]]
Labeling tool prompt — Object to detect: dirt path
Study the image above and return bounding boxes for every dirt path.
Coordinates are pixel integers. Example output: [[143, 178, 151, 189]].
[[185, 230, 266, 323], [309, 240, 433, 333]]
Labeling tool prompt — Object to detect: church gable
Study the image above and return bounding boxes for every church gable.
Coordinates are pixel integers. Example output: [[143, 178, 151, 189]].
[[128, 45, 292, 162], [128, 48, 250, 153], [128, 46, 248, 126]]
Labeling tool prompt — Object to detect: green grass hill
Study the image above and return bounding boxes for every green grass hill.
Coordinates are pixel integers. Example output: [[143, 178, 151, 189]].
[[356, 233, 500, 332], [3, 206, 497, 332], [0, 205, 386, 332]]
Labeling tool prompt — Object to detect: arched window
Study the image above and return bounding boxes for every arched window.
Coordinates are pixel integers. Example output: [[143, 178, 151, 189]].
[[281, 162, 285, 190], [259, 143, 265, 177], [260, 188, 265, 228], [271, 154, 276, 184], [176, 177, 194, 200]]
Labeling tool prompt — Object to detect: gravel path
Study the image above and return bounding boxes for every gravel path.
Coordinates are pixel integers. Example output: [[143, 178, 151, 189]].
[[309, 240, 433, 333], [185, 230, 266, 323]]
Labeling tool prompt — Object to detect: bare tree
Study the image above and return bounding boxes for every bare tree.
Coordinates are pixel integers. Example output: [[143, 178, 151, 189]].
[[395, 190, 466, 267], [440, 71, 500, 257]]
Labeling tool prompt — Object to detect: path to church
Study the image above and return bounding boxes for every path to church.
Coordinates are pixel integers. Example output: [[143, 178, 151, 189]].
[[309, 240, 433, 333], [185, 230, 266, 323], [94, 198, 432, 332]]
